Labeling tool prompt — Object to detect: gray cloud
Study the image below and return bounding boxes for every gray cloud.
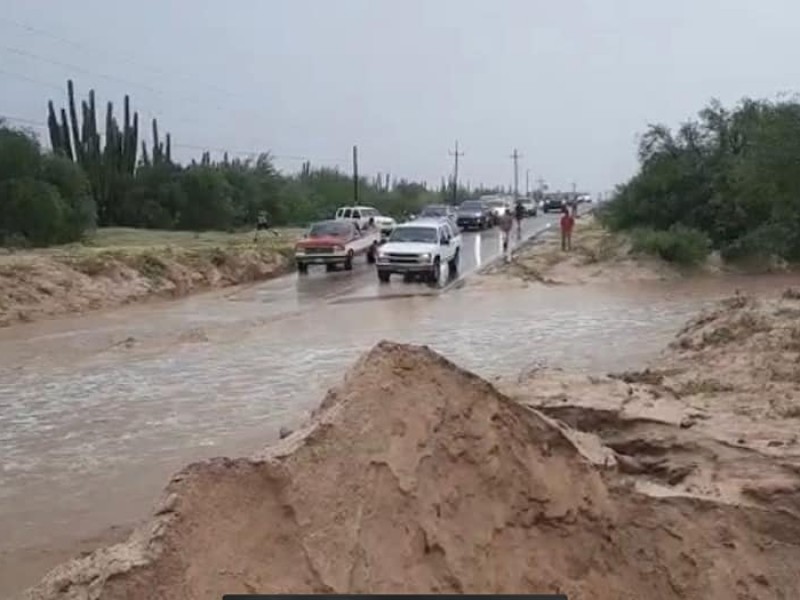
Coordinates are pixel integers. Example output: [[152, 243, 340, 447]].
[[1, 0, 798, 193]]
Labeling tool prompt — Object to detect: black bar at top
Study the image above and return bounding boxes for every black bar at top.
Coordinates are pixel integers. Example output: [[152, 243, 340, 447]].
[[224, 596, 568, 600]]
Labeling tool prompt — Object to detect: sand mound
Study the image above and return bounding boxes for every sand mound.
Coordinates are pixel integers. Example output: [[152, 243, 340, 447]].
[[25, 342, 800, 599]]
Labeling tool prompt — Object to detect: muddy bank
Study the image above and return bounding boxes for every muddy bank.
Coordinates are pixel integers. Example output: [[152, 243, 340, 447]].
[[502, 290, 800, 513], [24, 303, 800, 599], [475, 216, 714, 287], [0, 242, 293, 327]]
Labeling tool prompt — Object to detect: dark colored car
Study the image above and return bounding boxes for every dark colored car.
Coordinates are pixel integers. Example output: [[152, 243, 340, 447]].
[[543, 197, 566, 213], [456, 200, 492, 230]]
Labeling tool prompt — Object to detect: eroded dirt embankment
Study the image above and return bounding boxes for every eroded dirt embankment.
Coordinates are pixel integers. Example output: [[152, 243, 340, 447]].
[[502, 290, 800, 514], [0, 244, 291, 327], [475, 215, 712, 288], [24, 300, 800, 599]]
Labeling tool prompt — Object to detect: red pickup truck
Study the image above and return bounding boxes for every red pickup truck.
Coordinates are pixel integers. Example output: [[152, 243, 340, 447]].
[[295, 219, 380, 274]]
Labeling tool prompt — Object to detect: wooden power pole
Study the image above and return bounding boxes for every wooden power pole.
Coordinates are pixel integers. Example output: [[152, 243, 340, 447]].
[[352, 145, 359, 204], [449, 140, 464, 205], [510, 149, 521, 201]]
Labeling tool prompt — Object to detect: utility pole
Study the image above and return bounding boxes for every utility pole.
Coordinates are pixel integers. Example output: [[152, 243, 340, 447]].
[[510, 149, 521, 201], [352, 145, 359, 204], [525, 169, 530, 197], [449, 140, 464, 205]]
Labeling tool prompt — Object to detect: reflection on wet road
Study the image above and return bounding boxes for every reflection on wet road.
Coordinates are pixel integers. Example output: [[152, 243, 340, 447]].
[[0, 211, 794, 594]]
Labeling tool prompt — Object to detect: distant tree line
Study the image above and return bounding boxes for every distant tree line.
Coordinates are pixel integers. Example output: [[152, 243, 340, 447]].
[[1, 80, 469, 247], [601, 96, 800, 264]]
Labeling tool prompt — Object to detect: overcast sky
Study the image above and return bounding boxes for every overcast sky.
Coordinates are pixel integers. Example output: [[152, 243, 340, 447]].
[[1, 0, 798, 193]]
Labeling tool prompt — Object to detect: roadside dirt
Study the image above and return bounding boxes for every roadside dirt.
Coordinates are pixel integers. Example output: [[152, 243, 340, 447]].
[[476, 216, 704, 287], [0, 244, 292, 327], [24, 301, 800, 599], [502, 290, 800, 515]]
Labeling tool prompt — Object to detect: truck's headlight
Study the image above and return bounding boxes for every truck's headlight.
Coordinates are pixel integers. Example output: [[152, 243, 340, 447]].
[[295, 247, 305, 254], [418, 253, 432, 262]]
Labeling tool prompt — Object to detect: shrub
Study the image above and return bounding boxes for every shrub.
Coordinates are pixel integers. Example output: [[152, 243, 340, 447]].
[[630, 226, 711, 266]]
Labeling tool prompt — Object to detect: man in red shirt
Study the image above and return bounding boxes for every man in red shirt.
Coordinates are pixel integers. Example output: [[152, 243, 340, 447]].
[[560, 207, 575, 251]]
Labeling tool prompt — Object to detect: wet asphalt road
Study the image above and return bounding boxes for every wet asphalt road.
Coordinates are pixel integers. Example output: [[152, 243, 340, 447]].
[[270, 212, 560, 305]]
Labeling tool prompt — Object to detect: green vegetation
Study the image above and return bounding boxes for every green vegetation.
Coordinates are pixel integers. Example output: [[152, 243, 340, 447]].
[[0, 123, 95, 246], [630, 226, 711, 266], [3, 80, 464, 248], [601, 97, 800, 264]]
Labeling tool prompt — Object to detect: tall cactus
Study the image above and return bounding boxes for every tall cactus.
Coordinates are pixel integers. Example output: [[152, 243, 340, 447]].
[[47, 79, 159, 225]]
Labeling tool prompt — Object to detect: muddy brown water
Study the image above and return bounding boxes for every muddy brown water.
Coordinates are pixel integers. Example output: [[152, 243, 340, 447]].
[[0, 263, 797, 597]]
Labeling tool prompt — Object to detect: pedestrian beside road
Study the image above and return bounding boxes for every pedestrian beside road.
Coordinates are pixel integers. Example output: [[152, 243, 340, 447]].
[[514, 200, 525, 240], [560, 207, 575, 252], [254, 210, 279, 241], [499, 210, 514, 262]]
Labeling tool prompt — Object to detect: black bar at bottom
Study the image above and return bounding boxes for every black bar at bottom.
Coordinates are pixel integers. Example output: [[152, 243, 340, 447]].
[[224, 596, 567, 600]]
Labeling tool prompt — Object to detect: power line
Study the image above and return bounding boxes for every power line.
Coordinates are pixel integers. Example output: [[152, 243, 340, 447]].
[[0, 112, 347, 164], [0, 67, 63, 91], [0, 16, 235, 99]]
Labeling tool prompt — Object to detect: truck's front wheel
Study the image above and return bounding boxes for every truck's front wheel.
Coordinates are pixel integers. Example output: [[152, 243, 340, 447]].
[[378, 270, 391, 283], [344, 251, 354, 271], [297, 262, 308, 274]]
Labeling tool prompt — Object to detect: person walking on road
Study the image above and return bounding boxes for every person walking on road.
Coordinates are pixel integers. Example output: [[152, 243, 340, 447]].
[[560, 207, 575, 252], [514, 200, 525, 240], [499, 210, 514, 262]]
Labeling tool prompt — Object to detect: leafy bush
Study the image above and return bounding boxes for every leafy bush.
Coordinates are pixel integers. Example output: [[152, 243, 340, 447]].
[[0, 124, 94, 246], [630, 226, 711, 266], [606, 97, 800, 263]]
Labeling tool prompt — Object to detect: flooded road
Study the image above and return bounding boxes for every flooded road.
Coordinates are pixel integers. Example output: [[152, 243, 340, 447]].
[[0, 215, 797, 595]]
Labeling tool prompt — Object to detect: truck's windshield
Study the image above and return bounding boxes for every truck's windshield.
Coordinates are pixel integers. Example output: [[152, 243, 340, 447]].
[[389, 226, 438, 244], [309, 222, 351, 237]]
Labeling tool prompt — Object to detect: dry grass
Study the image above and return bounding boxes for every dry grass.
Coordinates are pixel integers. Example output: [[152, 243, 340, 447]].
[[0, 227, 303, 262]]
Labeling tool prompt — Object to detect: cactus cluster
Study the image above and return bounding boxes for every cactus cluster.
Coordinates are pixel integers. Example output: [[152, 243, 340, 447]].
[[140, 117, 171, 167], [47, 79, 172, 224]]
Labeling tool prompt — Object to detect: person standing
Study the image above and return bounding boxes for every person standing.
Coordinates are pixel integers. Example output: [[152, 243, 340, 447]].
[[560, 207, 575, 251], [514, 200, 525, 240], [499, 209, 514, 261]]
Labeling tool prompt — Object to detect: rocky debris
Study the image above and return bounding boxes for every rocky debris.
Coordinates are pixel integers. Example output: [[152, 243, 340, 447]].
[[25, 340, 800, 599]]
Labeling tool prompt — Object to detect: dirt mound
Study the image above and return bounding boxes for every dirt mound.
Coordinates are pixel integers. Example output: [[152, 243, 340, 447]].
[[25, 341, 800, 599]]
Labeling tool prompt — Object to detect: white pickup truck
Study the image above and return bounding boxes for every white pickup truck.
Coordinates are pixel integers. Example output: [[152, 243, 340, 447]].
[[294, 219, 380, 274], [335, 206, 396, 239], [375, 218, 462, 285]]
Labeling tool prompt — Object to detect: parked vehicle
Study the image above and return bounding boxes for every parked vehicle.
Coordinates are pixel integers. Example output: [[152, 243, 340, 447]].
[[456, 200, 492, 230], [335, 205, 396, 238], [419, 204, 459, 230], [376, 218, 462, 285], [295, 219, 380, 274]]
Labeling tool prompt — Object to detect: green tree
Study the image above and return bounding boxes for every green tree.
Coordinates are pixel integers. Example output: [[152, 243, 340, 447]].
[[0, 123, 94, 246]]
